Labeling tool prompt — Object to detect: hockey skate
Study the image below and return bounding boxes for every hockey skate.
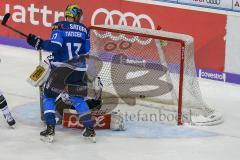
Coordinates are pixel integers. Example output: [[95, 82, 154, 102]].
[[40, 125, 55, 143], [4, 113, 16, 128], [83, 127, 96, 143]]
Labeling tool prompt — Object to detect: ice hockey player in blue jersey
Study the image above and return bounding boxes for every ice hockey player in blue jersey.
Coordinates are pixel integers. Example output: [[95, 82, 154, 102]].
[[26, 4, 95, 142]]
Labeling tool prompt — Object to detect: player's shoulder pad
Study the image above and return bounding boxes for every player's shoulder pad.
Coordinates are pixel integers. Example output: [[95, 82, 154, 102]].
[[52, 22, 59, 31], [51, 21, 68, 31]]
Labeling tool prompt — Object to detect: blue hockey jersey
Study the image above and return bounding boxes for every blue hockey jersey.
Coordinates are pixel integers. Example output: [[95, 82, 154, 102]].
[[41, 21, 90, 69]]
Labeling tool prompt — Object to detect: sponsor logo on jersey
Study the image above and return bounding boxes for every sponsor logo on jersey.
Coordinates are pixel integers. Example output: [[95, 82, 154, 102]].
[[69, 24, 88, 33], [52, 24, 58, 30]]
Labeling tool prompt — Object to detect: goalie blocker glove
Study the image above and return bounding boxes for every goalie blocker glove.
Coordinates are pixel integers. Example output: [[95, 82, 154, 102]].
[[27, 60, 51, 87], [27, 34, 43, 50]]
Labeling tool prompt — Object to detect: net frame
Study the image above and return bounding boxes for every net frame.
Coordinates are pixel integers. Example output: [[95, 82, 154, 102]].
[[88, 25, 222, 126]]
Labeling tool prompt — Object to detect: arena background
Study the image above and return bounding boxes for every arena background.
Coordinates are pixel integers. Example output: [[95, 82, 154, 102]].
[[0, 0, 240, 84]]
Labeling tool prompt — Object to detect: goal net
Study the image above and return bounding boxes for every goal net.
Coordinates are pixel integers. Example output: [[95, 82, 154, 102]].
[[88, 25, 223, 126]]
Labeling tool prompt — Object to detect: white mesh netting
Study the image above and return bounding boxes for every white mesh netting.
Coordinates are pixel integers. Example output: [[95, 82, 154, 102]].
[[88, 25, 223, 125]]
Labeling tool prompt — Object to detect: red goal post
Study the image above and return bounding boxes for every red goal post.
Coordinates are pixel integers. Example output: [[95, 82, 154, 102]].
[[88, 25, 223, 126]]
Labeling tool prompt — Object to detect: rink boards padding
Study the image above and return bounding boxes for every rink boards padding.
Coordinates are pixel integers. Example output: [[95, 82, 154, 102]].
[[0, 35, 240, 85], [0, 0, 226, 72]]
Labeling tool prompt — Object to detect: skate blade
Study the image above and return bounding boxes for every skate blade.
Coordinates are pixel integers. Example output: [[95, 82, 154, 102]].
[[84, 136, 96, 143], [9, 124, 16, 129], [40, 135, 54, 143]]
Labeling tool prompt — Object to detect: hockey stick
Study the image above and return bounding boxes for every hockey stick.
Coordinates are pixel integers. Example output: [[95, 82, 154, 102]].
[[2, 13, 45, 121], [1, 13, 28, 38], [39, 50, 44, 121]]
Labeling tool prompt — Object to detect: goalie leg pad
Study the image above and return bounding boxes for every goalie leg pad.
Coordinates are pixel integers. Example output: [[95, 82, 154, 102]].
[[110, 111, 126, 131], [55, 93, 73, 116]]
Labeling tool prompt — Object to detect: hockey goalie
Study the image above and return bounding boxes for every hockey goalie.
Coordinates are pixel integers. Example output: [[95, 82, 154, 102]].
[[27, 51, 126, 142]]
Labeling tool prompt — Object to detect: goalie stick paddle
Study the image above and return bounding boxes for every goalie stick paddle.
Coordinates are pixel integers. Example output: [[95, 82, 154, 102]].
[[39, 50, 44, 121], [1, 13, 28, 38]]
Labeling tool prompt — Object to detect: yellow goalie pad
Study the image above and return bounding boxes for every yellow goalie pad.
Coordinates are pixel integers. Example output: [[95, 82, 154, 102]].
[[27, 61, 51, 87]]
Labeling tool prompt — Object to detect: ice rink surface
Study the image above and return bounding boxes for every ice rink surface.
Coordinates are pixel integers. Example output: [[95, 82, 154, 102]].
[[0, 44, 240, 160]]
